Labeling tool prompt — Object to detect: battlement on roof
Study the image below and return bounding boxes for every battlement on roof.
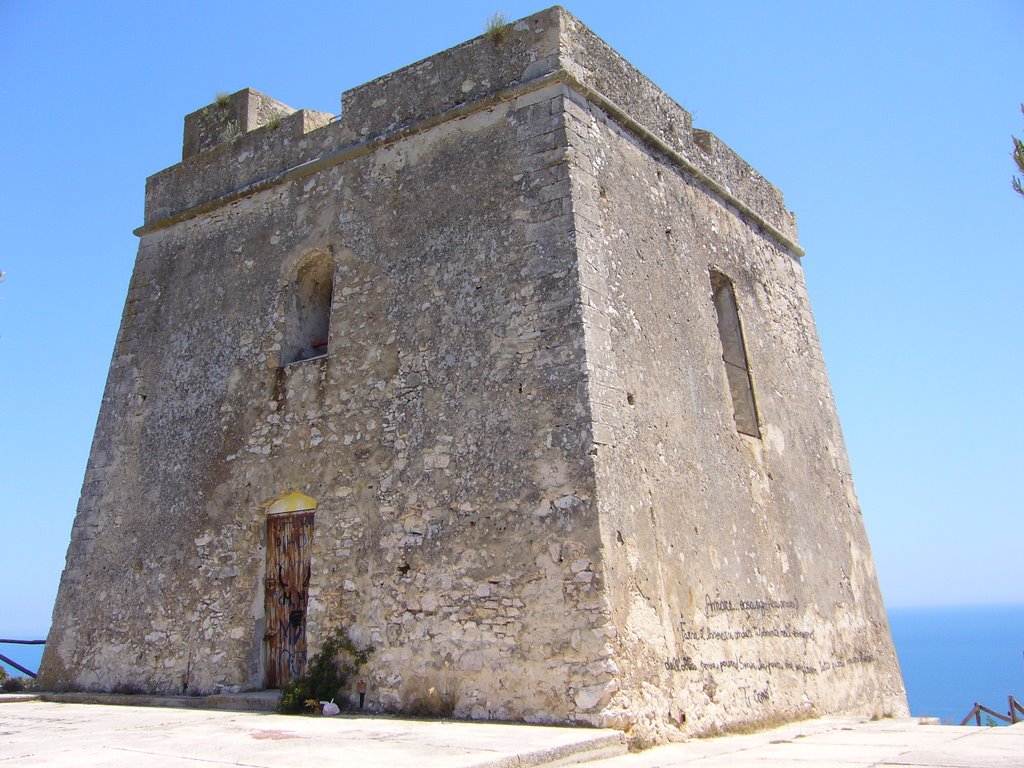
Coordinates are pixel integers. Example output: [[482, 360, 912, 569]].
[[143, 6, 797, 249]]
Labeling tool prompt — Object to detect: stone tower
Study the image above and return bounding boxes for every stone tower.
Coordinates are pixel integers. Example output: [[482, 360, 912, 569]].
[[41, 7, 907, 739]]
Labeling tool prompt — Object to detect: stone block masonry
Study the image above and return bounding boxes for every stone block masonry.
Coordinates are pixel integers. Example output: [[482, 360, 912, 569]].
[[40, 6, 907, 743]]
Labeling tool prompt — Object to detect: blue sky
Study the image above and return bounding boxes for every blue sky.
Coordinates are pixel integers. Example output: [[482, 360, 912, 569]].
[[1, 1, 1022, 646]]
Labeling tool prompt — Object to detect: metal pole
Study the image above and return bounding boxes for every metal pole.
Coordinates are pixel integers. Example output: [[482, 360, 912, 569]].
[[0, 652, 36, 679]]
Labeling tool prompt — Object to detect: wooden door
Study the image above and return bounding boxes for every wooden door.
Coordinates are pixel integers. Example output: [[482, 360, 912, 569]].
[[265, 511, 314, 688]]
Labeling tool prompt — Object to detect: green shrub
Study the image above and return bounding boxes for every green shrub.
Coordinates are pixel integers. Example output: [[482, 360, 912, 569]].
[[1, 675, 27, 693], [278, 627, 372, 714]]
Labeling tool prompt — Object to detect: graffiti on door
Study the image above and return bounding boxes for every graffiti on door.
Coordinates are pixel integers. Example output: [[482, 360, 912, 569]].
[[265, 510, 314, 688]]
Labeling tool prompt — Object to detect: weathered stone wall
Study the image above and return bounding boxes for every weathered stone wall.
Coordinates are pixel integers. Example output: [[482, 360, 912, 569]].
[[557, 12, 797, 248], [42, 5, 905, 739], [43, 79, 620, 722], [564, 90, 906, 737]]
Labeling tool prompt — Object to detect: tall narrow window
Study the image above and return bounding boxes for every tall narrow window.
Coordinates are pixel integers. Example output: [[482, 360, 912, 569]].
[[282, 254, 334, 365], [710, 270, 760, 438]]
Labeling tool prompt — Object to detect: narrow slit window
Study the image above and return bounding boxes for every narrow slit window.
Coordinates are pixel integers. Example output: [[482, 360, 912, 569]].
[[710, 270, 760, 438]]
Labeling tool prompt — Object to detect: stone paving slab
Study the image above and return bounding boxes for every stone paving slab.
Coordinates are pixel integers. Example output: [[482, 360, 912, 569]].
[[0, 700, 626, 767], [582, 717, 1024, 768], [1, 702, 1022, 768]]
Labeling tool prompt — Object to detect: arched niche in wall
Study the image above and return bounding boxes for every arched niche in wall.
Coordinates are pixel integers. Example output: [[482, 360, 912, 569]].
[[282, 252, 335, 365]]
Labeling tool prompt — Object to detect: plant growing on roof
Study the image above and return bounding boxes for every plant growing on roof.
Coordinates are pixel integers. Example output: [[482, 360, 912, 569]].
[[485, 11, 511, 44]]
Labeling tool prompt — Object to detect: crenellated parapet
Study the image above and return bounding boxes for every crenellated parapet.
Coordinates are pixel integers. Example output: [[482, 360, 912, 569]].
[[182, 88, 302, 160], [140, 7, 797, 251]]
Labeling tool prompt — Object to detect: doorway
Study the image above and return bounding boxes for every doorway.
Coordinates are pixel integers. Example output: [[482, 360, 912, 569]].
[[264, 499, 315, 689]]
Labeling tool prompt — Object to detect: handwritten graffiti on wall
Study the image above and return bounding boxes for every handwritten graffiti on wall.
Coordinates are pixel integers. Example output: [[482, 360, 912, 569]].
[[666, 651, 876, 677], [679, 625, 815, 642], [664, 593, 878, 689], [703, 594, 799, 616]]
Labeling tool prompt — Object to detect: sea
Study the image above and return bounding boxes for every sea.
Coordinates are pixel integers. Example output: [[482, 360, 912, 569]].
[[4, 603, 1022, 723], [888, 603, 1024, 723]]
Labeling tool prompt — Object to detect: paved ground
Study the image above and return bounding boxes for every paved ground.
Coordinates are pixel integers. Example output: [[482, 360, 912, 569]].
[[0, 699, 624, 767], [1, 698, 1021, 767], [585, 716, 1024, 768]]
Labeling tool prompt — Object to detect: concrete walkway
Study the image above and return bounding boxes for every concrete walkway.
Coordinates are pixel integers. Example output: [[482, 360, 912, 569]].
[[585, 716, 1024, 768], [0, 699, 625, 767], [1, 698, 1022, 767]]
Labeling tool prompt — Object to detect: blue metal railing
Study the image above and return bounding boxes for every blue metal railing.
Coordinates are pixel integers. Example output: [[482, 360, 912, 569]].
[[0, 638, 45, 679]]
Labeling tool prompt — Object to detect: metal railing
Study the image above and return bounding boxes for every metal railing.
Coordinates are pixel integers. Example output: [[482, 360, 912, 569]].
[[959, 695, 1023, 726], [0, 638, 45, 679]]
